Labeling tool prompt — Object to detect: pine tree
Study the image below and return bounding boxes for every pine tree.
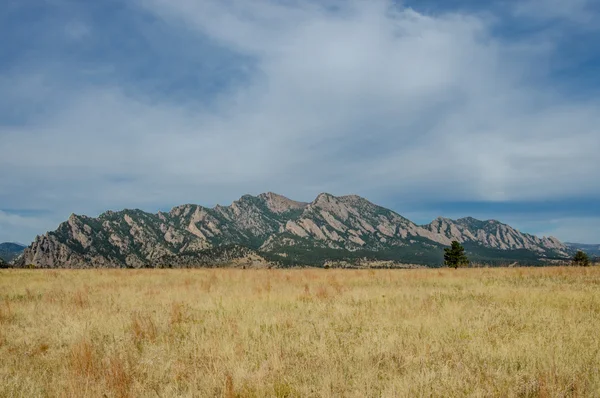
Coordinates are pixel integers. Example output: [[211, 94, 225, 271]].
[[572, 250, 590, 267], [444, 241, 469, 269]]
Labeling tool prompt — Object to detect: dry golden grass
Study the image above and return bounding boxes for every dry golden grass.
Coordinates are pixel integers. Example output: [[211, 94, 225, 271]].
[[1, 267, 599, 397]]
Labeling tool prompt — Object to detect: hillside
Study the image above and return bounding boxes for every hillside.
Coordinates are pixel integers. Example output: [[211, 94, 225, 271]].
[[566, 243, 600, 258], [16, 193, 569, 268], [0, 242, 26, 262]]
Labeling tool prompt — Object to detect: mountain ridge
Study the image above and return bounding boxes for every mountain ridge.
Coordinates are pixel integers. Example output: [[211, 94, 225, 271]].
[[565, 242, 600, 258], [0, 242, 26, 263], [16, 192, 569, 268]]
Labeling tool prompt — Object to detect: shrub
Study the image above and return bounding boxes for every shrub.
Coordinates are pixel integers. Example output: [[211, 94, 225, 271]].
[[572, 251, 590, 267]]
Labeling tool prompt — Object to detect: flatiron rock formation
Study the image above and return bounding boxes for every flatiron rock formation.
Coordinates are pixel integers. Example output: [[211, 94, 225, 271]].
[[17, 192, 569, 268]]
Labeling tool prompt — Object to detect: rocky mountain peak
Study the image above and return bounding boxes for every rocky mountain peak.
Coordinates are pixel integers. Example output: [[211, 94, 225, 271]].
[[257, 192, 308, 214], [169, 204, 197, 218], [312, 192, 336, 204], [68, 213, 82, 223], [236, 194, 256, 203], [337, 194, 378, 208], [339, 194, 363, 201]]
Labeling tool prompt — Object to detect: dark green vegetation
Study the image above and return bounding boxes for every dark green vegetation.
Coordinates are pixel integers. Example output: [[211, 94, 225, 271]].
[[0, 242, 26, 262], [16, 193, 571, 268], [444, 241, 469, 268], [572, 250, 591, 267]]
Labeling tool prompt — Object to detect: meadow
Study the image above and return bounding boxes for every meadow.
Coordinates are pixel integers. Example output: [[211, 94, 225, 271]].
[[1, 267, 599, 397]]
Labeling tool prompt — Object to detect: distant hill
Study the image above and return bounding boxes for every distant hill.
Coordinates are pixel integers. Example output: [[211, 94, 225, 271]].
[[0, 242, 26, 262], [565, 243, 600, 258], [16, 193, 569, 268]]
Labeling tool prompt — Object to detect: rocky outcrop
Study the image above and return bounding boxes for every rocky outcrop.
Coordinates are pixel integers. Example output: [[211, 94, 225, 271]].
[[258, 192, 308, 214], [17, 192, 569, 268], [420, 217, 569, 256]]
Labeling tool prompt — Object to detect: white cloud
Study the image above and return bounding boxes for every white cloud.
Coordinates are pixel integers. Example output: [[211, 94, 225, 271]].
[[134, 0, 600, 200], [1, 0, 600, 243]]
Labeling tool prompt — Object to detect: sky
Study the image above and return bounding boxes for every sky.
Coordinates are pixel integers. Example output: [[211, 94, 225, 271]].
[[1, 0, 600, 244]]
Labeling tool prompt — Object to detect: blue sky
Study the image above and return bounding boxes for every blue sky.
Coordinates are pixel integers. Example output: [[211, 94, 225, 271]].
[[1, 0, 600, 244]]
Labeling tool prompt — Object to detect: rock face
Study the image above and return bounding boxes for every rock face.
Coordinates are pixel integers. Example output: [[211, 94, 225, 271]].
[[17, 192, 569, 268], [422, 217, 566, 253]]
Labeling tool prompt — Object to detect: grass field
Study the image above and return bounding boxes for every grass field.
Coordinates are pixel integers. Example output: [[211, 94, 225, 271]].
[[1, 267, 599, 397]]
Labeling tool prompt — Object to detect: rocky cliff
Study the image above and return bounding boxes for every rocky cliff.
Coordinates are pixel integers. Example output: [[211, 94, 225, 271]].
[[17, 192, 569, 268]]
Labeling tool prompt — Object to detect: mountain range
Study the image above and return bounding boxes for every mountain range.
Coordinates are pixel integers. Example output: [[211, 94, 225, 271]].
[[565, 243, 600, 258], [13, 192, 571, 268], [0, 242, 26, 263]]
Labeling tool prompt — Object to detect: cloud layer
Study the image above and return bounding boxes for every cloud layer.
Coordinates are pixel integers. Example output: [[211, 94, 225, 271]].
[[1, 0, 599, 243]]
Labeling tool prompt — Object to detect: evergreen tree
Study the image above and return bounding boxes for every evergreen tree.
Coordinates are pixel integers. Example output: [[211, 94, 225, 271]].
[[444, 241, 469, 269], [572, 250, 590, 267]]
